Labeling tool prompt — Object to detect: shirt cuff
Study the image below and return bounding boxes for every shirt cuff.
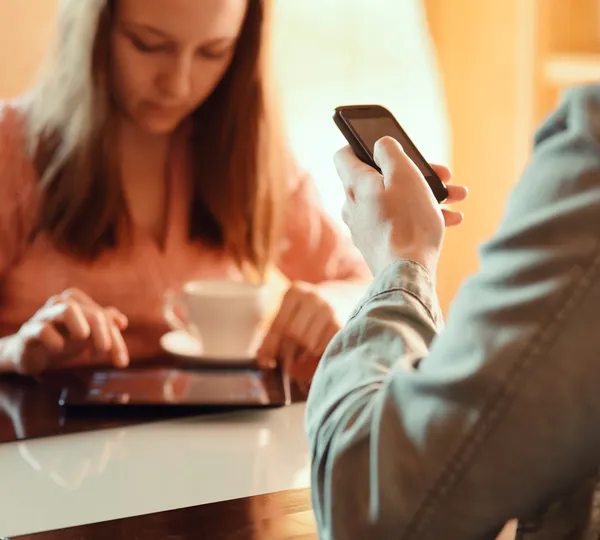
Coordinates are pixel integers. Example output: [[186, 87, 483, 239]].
[[349, 259, 443, 328]]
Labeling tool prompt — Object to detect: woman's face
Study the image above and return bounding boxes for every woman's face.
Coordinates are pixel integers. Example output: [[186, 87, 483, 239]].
[[110, 0, 249, 135]]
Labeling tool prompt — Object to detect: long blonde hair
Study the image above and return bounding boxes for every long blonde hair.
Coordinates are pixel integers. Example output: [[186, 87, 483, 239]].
[[24, 0, 286, 278]]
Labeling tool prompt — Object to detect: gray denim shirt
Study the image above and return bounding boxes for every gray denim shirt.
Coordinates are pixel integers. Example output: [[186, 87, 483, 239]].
[[306, 84, 600, 539]]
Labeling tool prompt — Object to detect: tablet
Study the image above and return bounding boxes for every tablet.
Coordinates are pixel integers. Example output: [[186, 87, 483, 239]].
[[58, 366, 291, 409]]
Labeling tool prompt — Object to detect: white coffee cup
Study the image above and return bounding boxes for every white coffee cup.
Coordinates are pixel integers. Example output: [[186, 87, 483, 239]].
[[163, 280, 268, 359]]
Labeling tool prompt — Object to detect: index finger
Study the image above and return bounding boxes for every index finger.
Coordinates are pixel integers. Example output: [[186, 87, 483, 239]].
[[108, 322, 129, 368], [60, 288, 98, 308], [333, 146, 383, 195]]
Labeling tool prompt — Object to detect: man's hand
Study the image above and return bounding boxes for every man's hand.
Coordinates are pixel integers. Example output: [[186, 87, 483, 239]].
[[334, 136, 468, 277]]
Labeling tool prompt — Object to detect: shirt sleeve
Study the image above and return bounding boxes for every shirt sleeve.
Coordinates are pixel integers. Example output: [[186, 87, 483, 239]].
[[305, 85, 600, 539], [0, 102, 37, 278], [277, 168, 371, 283]]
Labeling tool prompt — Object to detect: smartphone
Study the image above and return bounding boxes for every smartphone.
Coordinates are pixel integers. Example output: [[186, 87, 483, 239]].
[[333, 105, 448, 202]]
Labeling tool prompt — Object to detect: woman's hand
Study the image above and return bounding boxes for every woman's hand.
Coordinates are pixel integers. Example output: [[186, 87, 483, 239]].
[[6, 288, 129, 376], [258, 282, 341, 380], [335, 136, 468, 277]]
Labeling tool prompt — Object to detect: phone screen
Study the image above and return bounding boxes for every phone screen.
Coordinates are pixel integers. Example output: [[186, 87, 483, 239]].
[[346, 116, 431, 177]]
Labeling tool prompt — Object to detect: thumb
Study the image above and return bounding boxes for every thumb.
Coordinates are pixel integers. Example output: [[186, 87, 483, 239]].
[[374, 136, 435, 200], [373, 136, 412, 187]]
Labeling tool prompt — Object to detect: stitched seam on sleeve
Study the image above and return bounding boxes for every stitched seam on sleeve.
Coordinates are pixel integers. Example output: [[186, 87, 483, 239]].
[[348, 286, 438, 327], [403, 249, 600, 540]]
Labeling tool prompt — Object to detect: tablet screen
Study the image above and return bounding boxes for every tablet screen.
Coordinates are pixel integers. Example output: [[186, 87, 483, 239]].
[[59, 367, 289, 409]]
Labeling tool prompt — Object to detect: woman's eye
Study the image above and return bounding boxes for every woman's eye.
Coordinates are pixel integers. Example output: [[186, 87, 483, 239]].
[[199, 45, 235, 60], [131, 37, 166, 54]]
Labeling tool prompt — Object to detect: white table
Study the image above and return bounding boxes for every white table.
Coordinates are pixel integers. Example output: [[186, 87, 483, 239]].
[[0, 404, 309, 537]]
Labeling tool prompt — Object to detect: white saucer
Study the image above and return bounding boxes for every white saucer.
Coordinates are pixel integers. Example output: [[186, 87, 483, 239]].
[[159, 330, 256, 364]]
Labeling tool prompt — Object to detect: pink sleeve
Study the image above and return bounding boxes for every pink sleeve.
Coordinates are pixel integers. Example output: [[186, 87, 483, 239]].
[[277, 168, 371, 284], [0, 102, 37, 277]]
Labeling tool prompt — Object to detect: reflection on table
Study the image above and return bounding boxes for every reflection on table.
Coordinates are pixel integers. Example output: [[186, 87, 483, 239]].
[[10, 489, 316, 540], [0, 358, 309, 445]]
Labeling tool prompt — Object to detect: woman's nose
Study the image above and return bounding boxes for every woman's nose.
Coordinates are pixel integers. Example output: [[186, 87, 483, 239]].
[[158, 54, 193, 101]]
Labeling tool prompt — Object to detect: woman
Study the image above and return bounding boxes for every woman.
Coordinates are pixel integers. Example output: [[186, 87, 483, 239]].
[[0, 0, 369, 376]]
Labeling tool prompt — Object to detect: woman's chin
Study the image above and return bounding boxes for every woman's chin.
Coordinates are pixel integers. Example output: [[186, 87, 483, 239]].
[[139, 118, 180, 136], [132, 111, 184, 136]]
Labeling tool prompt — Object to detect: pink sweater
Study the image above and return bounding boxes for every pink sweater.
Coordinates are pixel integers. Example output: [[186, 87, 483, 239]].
[[0, 103, 368, 359]]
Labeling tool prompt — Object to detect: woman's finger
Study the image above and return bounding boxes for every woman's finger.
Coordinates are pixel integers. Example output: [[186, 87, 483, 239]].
[[63, 302, 93, 340], [257, 327, 283, 364], [290, 353, 319, 384], [283, 295, 324, 349], [442, 209, 465, 227], [104, 307, 129, 331], [36, 301, 91, 341], [256, 356, 277, 369], [107, 321, 129, 368], [21, 320, 66, 353], [301, 307, 339, 357], [258, 288, 302, 360], [280, 339, 300, 375], [84, 308, 112, 353], [60, 288, 98, 308]]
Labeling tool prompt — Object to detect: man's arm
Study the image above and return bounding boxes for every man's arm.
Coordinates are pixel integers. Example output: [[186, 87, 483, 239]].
[[306, 84, 600, 540]]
